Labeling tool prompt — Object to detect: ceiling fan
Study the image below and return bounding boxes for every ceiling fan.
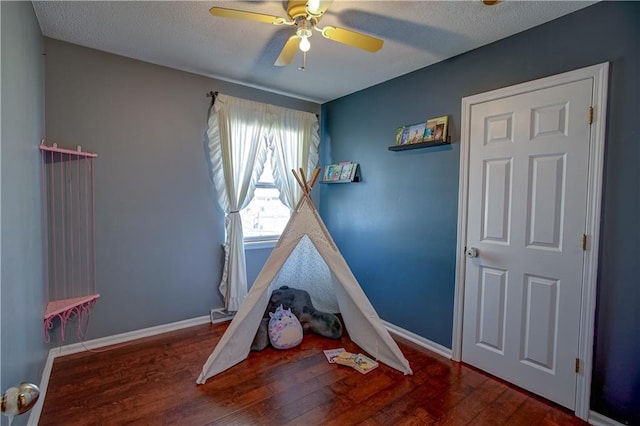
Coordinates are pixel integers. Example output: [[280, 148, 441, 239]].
[[209, 0, 384, 69]]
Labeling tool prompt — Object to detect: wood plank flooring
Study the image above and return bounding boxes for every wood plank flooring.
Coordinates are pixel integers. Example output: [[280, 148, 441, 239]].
[[40, 321, 587, 425]]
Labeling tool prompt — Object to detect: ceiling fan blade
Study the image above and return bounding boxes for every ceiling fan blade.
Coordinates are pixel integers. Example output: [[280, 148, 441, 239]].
[[209, 7, 283, 24], [321, 26, 383, 53], [274, 35, 300, 66]]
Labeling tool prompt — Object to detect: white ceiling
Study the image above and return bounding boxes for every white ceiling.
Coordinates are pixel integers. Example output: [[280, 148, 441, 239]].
[[32, 1, 596, 104]]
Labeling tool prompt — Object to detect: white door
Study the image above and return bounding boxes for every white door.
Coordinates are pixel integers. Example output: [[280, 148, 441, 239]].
[[461, 77, 593, 409]]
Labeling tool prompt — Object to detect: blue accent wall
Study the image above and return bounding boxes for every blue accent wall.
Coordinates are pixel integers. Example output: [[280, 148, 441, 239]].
[[320, 2, 639, 424], [0, 2, 48, 424]]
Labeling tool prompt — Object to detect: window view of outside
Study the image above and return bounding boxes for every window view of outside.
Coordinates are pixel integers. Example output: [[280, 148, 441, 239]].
[[240, 154, 291, 241]]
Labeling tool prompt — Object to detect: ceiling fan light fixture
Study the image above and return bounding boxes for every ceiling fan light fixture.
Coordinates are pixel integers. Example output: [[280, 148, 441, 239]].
[[299, 36, 311, 52], [296, 26, 312, 38], [296, 18, 313, 52], [307, 0, 321, 15]]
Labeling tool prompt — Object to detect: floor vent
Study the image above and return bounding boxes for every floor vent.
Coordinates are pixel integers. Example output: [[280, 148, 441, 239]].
[[210, 308, 235, 324]]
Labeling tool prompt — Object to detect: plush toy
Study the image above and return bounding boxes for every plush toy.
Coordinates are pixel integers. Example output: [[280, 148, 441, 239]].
[[268, 305, 303, 349], [252, 286, 343, 351]]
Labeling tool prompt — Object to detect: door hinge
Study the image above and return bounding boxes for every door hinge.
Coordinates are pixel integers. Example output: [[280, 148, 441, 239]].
[[575, 358, 580, 373], [588, 106, 594, 124], [582, 234, 588, 251]]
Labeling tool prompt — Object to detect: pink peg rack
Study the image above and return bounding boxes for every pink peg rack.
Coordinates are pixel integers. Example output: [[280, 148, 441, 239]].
[[40, 142, 99, 343]]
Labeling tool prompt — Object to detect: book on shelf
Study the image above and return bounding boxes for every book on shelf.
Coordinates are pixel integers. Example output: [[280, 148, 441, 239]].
[[323, 164, 343, 181], [423, 115, 448, 142], [407, 122, 427, 144], [397, 127, 411, 145], [338, 162, 358, 181]]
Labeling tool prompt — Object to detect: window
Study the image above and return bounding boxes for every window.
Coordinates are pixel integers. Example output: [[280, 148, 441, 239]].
[[240, 151, 290, 242]]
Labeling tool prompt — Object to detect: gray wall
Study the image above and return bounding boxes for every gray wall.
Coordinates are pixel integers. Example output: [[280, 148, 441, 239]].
[[43, 38, 319, 342], [0, 2, 48, 424], [321, 1, 639, 424], [245, 248, 272, 290]]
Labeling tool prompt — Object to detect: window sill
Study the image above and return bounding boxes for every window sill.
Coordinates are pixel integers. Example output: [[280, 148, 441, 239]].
[[244, 239, 278, 250]]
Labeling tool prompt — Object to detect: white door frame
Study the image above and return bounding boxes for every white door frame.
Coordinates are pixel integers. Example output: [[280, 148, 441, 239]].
[[452, 62, 609, 420]]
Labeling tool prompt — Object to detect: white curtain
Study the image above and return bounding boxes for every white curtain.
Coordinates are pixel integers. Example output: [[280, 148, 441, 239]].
[[270, 109, 320, 209], [208, 94, 270, 311], [207, 94, 319, 311]]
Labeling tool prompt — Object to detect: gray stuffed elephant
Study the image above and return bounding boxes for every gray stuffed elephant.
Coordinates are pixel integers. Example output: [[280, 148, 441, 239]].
[[251, 286, 343, 351]]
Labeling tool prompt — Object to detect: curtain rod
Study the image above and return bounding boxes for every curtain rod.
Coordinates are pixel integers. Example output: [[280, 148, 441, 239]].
[[206, 91, 319, 120], [206, 91, 218, 108]]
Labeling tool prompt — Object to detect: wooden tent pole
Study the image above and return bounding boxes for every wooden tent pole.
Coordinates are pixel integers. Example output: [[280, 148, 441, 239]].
[[291, 169, 306, 193], [292, 167, 321, 211], [299, 168, 308, 191], [292, 169, 309, 211], [309, 167, 321, 190]]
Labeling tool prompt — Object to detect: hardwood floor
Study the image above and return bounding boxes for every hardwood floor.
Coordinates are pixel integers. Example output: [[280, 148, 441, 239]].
[[40, 321, 587, 425]]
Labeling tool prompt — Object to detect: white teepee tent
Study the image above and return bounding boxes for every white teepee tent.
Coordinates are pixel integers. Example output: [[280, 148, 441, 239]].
[[197, 169, 412, 384]]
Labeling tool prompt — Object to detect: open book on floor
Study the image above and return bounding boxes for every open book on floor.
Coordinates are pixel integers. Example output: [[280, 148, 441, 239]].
[[326, 349, 379, 374]]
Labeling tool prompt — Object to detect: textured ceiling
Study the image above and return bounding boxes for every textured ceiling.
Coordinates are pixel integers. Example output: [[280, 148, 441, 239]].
[[32, 1, 596, 103]]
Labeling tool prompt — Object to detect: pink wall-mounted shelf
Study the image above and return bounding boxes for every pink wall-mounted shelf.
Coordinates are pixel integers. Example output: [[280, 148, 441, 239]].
[[40, 141, 99, 343], [44, 294, 100, 319], [43, 295, 100, 343], [39, 142, 97, 158]]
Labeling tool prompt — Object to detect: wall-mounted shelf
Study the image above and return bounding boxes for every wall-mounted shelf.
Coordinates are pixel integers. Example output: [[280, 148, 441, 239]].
[[40, 142, 97, 158], [388, 135, 452, 151], [321, 176, 360, 184]]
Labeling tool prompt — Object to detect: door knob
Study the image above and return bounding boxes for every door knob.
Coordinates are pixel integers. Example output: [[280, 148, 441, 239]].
[[466, 247, 479, 258]]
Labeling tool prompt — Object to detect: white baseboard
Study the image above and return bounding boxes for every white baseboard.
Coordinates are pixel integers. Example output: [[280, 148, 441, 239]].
[[26, 350, 56, 425], [381, 319, 453, 359], [28, 315, 211, 425], [47, 315, 211, 357], [589, 411, 626, 426]]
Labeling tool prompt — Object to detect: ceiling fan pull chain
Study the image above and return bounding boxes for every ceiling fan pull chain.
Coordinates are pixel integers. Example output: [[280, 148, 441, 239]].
[[299, 52, 307, 71]]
